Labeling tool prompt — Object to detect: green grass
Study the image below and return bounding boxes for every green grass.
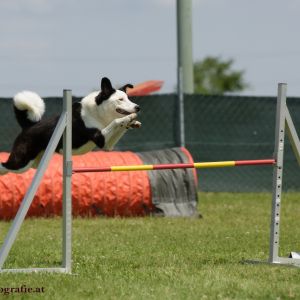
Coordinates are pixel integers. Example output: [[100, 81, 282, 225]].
[[1, 192, 300, 299]]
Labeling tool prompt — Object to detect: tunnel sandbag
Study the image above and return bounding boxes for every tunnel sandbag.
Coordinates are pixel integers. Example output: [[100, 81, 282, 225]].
[[137, 147, 199, 217]]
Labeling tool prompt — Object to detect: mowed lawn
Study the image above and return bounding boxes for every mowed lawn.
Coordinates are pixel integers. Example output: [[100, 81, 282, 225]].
[[1, 192, 300, 299]]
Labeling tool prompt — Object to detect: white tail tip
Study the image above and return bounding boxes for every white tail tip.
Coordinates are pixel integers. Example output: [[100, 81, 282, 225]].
[[13, 91, 45, 122]]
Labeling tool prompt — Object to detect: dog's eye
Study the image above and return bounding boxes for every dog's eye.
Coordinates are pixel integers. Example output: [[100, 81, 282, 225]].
[[119, 98, 123, 101]]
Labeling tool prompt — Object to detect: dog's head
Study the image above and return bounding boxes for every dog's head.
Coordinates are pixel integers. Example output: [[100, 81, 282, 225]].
[[95, 77, 140, 120]]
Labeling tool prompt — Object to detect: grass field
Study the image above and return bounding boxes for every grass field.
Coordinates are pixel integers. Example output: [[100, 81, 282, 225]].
[[1, 192, 300, 299]]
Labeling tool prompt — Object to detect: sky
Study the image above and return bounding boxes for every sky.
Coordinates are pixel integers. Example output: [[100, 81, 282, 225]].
[[0, 0, 300, 97]]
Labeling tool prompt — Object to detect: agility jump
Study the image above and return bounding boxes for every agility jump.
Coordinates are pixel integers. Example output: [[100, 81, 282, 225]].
[[0, 83, 299, 273]]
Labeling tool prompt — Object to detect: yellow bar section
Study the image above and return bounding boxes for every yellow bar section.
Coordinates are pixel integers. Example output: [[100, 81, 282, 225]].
[[111, 165, 154, 172], [193, 161, 235, 168]]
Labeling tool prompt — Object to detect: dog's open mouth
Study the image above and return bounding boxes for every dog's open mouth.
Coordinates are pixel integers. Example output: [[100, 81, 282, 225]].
[[116, 108, 131, 115]]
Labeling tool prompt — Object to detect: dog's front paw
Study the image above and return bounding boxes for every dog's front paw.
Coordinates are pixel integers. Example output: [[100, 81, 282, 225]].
[[127, 120, 142, 129], [127, 113, 137, 122], [118, 113, 138, 128]]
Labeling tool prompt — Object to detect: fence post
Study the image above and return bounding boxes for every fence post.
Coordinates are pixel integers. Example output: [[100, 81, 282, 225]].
[[176, 0, 194, 147], [177, 67, 185, 147]]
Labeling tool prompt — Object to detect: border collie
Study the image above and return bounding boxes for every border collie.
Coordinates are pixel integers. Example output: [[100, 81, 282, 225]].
[[0, 77, 141, 175]]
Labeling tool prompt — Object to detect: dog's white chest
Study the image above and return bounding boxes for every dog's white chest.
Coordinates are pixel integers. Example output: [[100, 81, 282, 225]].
[[71, 141, 96, 155]]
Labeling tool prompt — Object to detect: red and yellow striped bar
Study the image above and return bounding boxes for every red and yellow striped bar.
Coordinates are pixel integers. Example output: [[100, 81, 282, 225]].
[[73, 158, 275, 173]]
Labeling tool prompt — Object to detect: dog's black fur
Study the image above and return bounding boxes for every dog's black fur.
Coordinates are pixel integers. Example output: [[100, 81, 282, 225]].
[[3, 103, 106, 171]]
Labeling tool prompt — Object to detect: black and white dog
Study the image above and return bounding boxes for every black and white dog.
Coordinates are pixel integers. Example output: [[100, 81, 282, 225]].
[[0, 77, 141, 175]]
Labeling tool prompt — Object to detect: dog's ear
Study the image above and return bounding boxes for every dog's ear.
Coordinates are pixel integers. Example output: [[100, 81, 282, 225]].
[[101, 77, 114, 94], [119, 84, 134, 94], [95, 77, 116, 105]]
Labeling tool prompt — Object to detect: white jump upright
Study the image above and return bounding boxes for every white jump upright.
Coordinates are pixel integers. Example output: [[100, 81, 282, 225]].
[[0, 90, 72, 273], [268, 83, 300, 266], [249, 83, 300, 267]]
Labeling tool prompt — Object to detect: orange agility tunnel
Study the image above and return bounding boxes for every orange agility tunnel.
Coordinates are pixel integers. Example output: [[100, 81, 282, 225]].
[[0, 148, 198, 220]]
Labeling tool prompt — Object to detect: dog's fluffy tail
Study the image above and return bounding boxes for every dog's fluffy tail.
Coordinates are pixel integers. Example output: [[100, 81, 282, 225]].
[[13, 91, 45, 129]]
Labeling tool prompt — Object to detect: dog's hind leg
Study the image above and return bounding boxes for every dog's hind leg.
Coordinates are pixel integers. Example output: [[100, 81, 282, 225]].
[[0, 161, 34, 175], [1, 151, 34, 174]]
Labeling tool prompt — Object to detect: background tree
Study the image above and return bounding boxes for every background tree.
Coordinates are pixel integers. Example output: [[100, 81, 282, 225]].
[[193, 56, 249, 95]]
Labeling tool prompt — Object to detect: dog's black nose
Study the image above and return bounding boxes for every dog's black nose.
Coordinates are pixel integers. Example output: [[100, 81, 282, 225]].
[[135, 105, 140, 112]]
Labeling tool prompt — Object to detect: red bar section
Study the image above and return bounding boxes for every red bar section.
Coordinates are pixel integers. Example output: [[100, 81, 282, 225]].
[[73, 167, 112, 173], [235, 159, 275, 166], [153, 163, 194, 170]]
